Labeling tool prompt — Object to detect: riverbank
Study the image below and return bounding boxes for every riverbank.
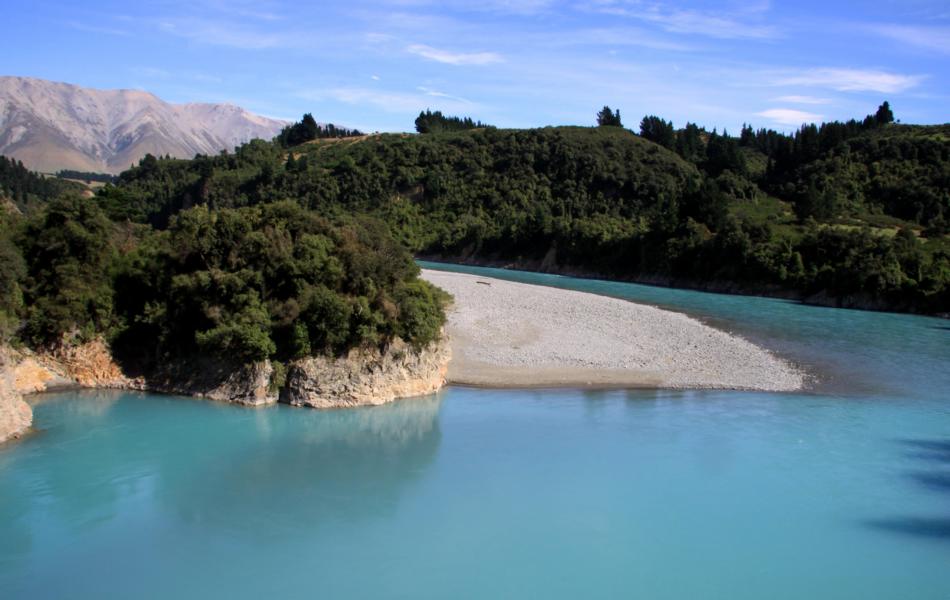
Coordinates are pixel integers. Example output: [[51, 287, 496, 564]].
[[418, 256, 950, 319], [0, 337, 450, 443], [421, 269, 805, 391]]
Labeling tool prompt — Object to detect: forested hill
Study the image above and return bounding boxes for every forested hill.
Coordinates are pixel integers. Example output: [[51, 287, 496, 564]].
[[0, 156, 85, 212], [105, 109, 950, 315]]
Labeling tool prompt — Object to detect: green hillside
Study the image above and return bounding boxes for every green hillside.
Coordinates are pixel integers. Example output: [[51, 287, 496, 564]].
[[108, 114, 949, 314], [1, 104, 948, 357]]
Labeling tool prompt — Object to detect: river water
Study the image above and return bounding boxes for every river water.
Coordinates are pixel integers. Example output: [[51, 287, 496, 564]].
[[1, 263, 948, 598]]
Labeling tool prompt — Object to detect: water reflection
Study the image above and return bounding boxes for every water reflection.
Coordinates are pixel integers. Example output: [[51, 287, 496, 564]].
[[28, 388, 121, 417], [153, 392, 444, 538], [0, 391, 444, 565]]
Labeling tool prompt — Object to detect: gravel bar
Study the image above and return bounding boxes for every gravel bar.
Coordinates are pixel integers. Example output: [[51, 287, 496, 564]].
[[421, 269, 804, 392]]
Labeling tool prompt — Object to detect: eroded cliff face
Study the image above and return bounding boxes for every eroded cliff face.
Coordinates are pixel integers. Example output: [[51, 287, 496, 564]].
[[41, 338, 128, 387], [0, 333, 451, 444], [132, 359, 277, 406], [283, 338, 451, 409], [0, 349, 33, 443]]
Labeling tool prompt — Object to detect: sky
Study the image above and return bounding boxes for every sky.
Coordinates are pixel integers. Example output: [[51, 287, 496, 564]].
[[4, 0, 949, 133]]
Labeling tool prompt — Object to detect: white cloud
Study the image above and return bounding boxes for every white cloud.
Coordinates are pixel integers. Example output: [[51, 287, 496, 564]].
[[371, 74, 381, 80], [67, 21, 132, 37], [587, 1, 778, 39], [417, 86, 472, 103], [869, 24, 950, 55], [771, 95, 832, 105], [557, 27, 695, 51], [130, 66, 223, 84], [157, 19, 286, 49], [305, 87, 477, 114], [406, 44, 504, 65], [756, 108, 823, 126], [483, 0, 554, 14], [380, 0, 554, 16], [774, 68, 924, 94]]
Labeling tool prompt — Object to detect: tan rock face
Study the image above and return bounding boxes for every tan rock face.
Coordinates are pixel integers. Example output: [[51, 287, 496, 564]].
[[283, 337, 451, 409], [0, 350, 32, 443], [42, 338, 127, 387], [12, 357, 59, 394], [0, 332, 450, 446]]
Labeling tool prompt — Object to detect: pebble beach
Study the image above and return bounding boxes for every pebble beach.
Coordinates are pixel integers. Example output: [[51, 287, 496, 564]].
[[421, 269, 805, 391]]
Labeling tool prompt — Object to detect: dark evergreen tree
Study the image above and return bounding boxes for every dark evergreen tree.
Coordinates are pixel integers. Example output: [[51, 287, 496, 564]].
[[596, 106, 622, 127], [415, 110, 489, 134], [739, 124, 755, 146], [875, 101, 895, 126], [277, 114, 362, 147], [675, 122, 705, 163], [639, 115, 675, 149], [704, 130, 746, 177]]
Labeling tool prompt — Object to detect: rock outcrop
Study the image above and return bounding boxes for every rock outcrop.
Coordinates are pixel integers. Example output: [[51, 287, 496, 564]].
[[0, 349, 32, 443], [41, 338, 128, 388], [0, 333, 451, 444], [283, 338, 450, 409], [132, 359, 277, 407]]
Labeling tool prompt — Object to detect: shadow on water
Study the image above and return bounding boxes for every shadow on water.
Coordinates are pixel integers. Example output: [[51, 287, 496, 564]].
[[863, 439, 950, 541], [910, 473, 950, 492], [864, 518, 950, 540], [900, 439, 950, 462]]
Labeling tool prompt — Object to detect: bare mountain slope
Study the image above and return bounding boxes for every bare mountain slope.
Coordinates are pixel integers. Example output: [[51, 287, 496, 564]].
[[0, 76, 288, 173]]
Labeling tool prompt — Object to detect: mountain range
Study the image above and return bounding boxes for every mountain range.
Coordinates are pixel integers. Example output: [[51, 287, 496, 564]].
[[0, 76, 287, 174]]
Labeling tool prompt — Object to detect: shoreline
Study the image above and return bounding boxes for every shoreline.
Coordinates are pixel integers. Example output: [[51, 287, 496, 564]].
[[418, 256, 950, 320], [421, 269, 805, 392]]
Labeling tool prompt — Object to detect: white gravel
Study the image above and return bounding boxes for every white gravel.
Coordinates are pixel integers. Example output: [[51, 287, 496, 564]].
[[421, 269, 804, 392]]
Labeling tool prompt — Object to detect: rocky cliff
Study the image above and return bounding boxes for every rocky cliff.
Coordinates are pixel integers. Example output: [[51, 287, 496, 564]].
[[283, 338, 450, 409], [0, 349, 32, 443], [130, 359, 277, 407], [0, 334, 451, 444]]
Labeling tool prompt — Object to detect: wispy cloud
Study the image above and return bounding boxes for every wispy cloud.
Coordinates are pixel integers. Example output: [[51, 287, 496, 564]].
[[406, 44, 504, 65], [868, 24, 950, 55], [771, 95, 832, 105], [379, 0, 554, 16], [131, 66, 172, 79], [478, 0, 554, 14], [756, 108, 823, 126], [774, 68, 924, 93], [417, 86, 472, 103], [131, 66, 223, 84], [67, 21, 132, 37], [303, 87, 478, 114], [171, 0, 286, 21], [157, 19, 287, 48], [555, 27, 695, 51], [586, 1, 778, 40]]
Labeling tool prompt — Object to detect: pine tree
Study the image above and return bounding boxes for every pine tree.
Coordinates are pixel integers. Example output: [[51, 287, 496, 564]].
[[875, 101, 894, 126], [639, 115, 675, 149], [597, 106, 622, 127]]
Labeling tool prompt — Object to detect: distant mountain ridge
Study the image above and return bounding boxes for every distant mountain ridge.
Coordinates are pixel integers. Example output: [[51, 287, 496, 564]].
[[0, 76, 288, 174]]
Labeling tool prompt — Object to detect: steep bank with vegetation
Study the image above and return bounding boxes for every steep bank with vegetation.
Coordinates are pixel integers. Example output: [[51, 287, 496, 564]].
[[0, 189, 450, 425], [105, 106, 949, 315]]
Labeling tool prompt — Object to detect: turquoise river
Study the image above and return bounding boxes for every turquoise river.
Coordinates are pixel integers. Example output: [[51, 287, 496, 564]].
[[1, 262, 949, 599]]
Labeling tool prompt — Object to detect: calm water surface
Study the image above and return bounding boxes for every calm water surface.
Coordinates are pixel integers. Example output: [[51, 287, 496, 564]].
[[1, 263, 948, 599]]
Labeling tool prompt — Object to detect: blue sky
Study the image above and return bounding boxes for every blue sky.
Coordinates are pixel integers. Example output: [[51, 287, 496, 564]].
[[4, 1, 949, 132]]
